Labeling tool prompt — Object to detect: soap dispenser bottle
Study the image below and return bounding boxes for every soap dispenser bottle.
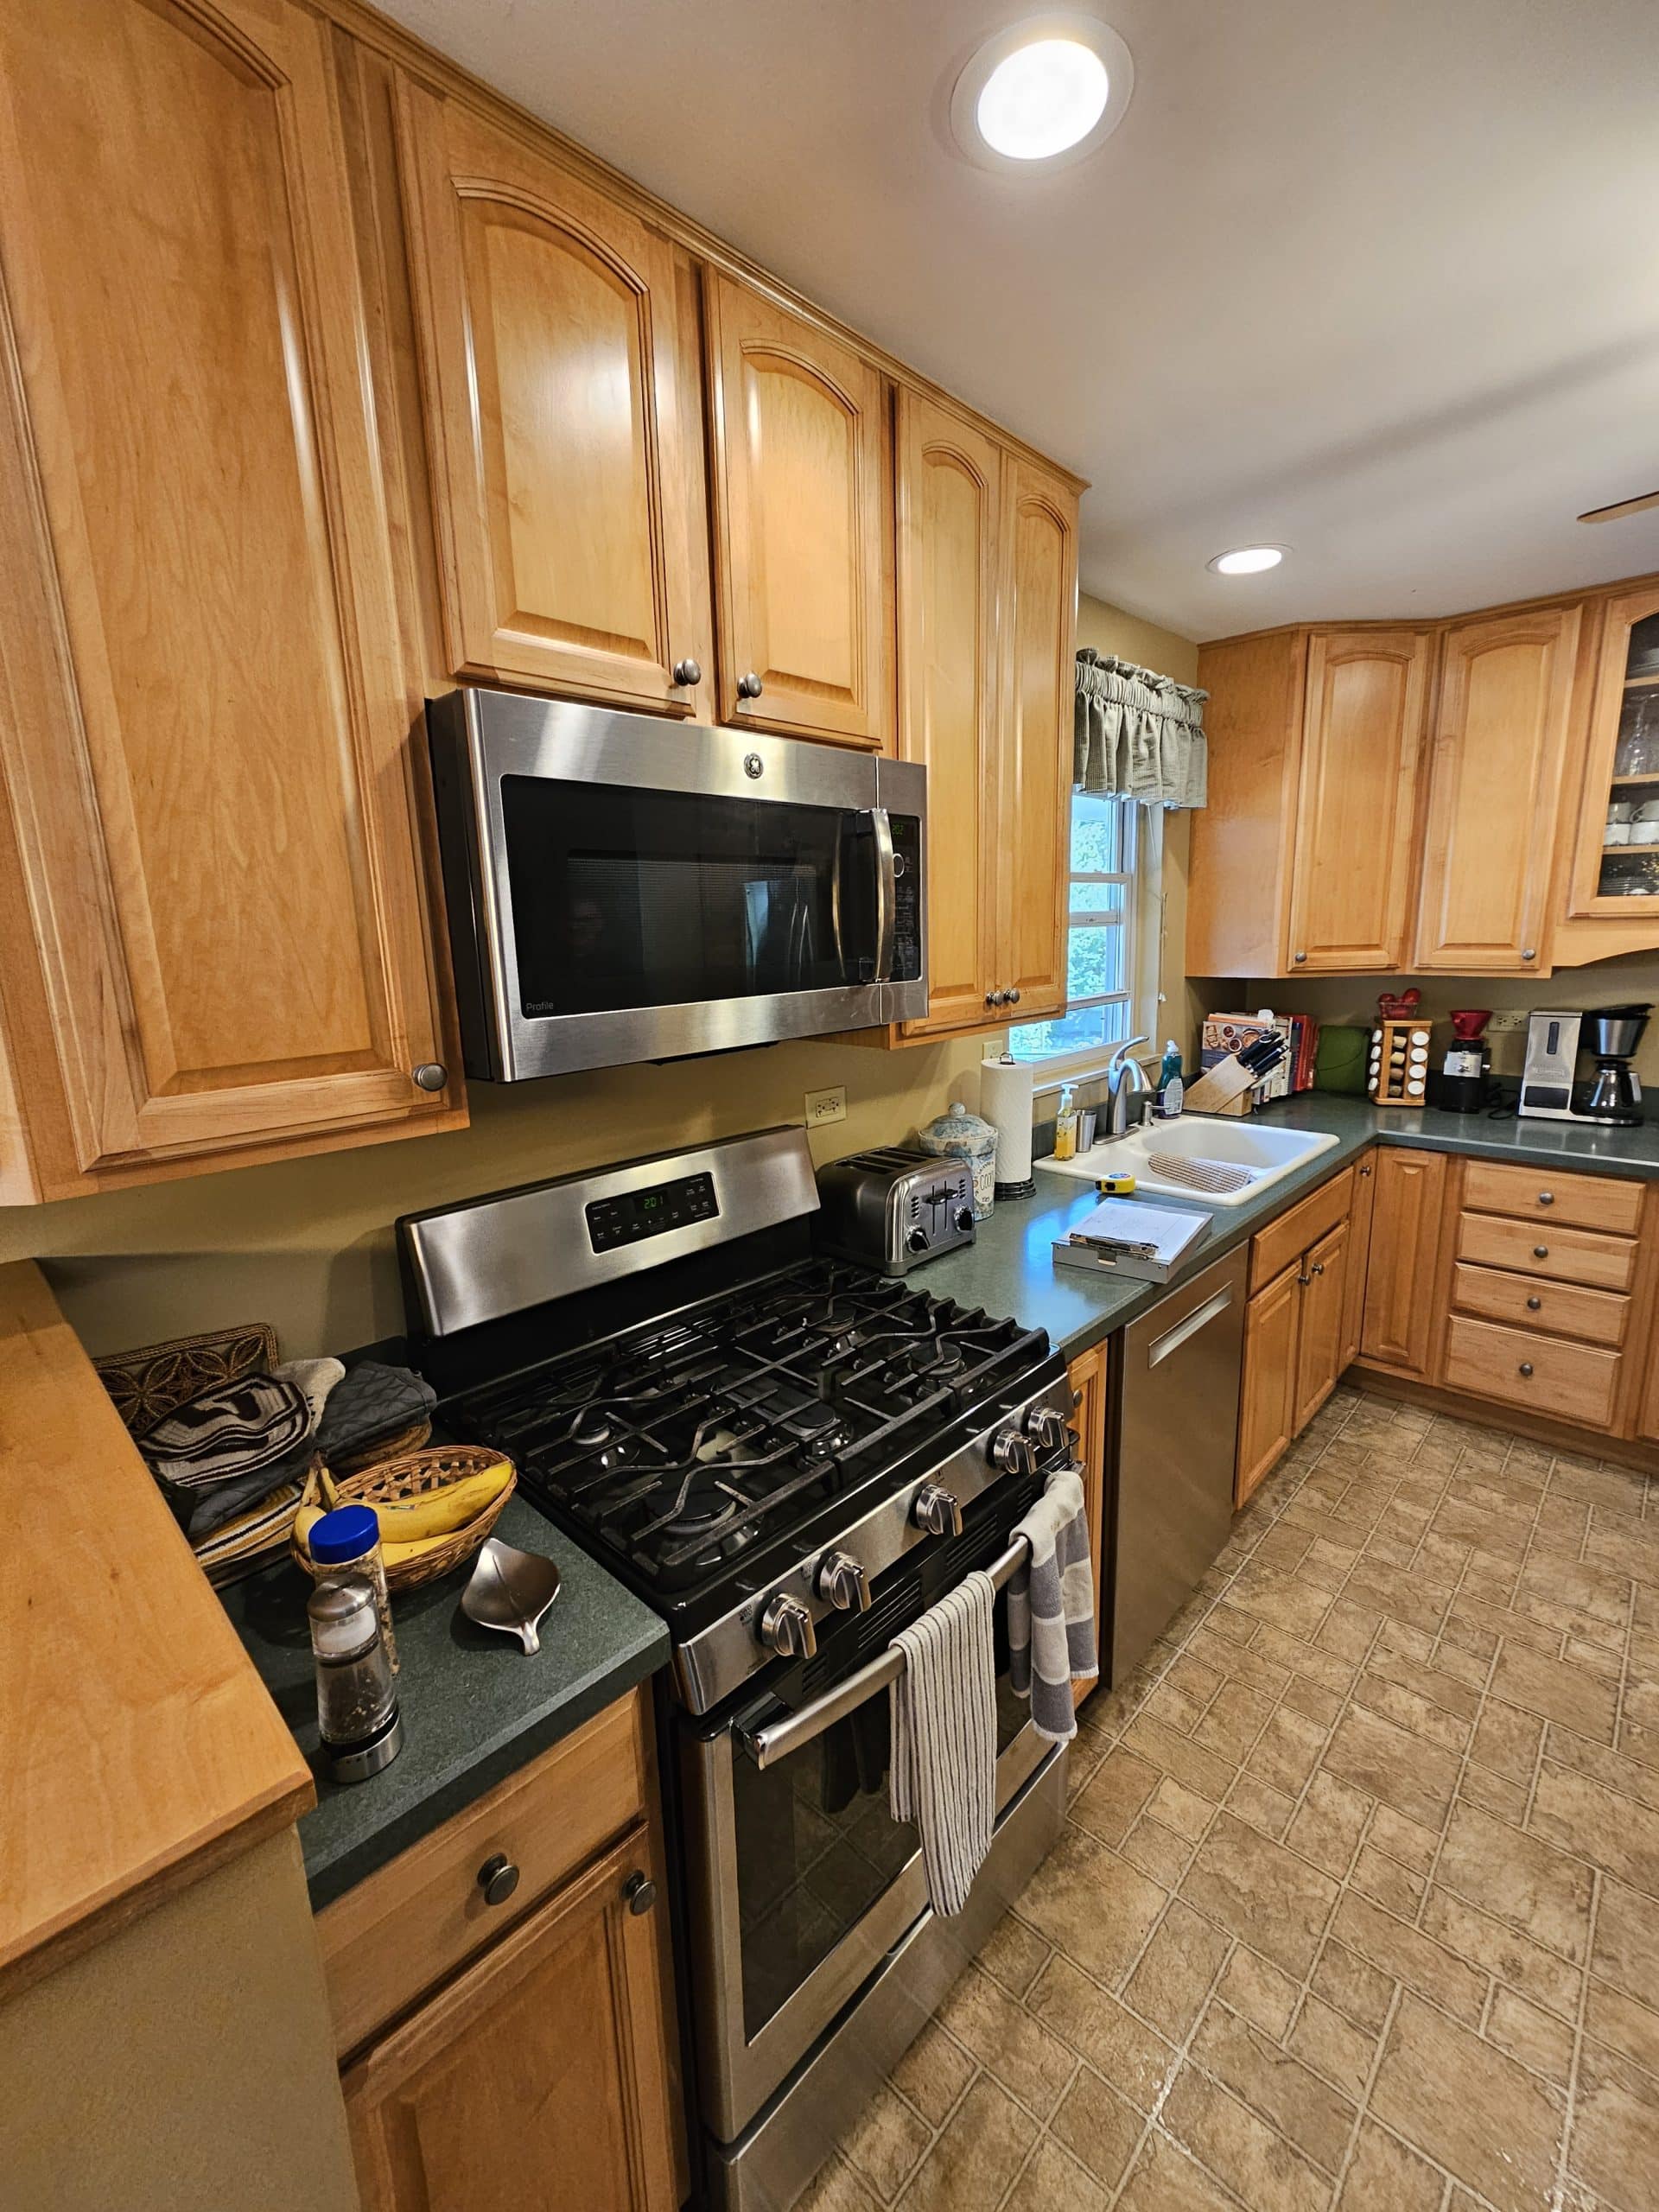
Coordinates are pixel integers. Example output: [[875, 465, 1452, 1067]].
[[1156, 1041, 1185, 1118], [1052, 1083, 1078, 1161]]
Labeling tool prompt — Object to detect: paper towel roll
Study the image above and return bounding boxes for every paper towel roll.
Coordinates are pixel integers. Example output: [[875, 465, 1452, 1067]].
[[980, 1056, 1035, 1193]]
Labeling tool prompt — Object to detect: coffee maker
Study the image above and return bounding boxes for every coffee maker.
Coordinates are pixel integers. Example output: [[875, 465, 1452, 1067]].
[[1518, 1005, 1649, 1127], [1437, 1008, 1491, 1113]]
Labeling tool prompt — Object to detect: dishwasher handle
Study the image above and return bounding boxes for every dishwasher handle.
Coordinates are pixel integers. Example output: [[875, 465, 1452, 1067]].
[[1145, 1282, 1237, 1370]]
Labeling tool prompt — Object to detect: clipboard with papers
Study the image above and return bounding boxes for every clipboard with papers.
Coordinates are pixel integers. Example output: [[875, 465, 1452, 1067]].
[[1052, 1196, 1213, 1283]]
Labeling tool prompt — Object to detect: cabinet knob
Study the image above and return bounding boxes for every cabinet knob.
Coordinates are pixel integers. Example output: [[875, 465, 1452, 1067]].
[[1522, 948, 1537, 963], [1007, 988, 1021, 1005], [1537, 1191, 1554, 1207], [736, 671, 764, 700], [478, 1853, 520, 1908], [1518, 1361, 1535, 1378], [985, 988, 1007, 1007], [1310, 1262, 1325, 1276], [1294, 951, 1307, 963], [1359, 1162, 1373, 1177], [1527, 1295, 1542, 1312], [671, 657, 702, 688], [411, 1062, 448, 1091], [624, 1871, 658, 1916], [1534, 1244, 1549, 1259]]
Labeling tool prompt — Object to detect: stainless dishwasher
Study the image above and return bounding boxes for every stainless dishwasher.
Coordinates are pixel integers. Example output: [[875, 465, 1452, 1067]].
[[1109, 1245, 1248, 1684]]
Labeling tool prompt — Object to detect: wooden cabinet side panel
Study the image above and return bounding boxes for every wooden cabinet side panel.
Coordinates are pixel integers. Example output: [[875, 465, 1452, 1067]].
[[895, 391, 1001, 1036], [1287, 628, 1431, 969], [1359, 1147, 1449, 1376], [1413, 606, 1580, 971], [1186, 631, 1306, 977], [997, 455, 1078, 1018], [1340, 1151, 1377, 1370], [1236, 1266, 1300, 1510]]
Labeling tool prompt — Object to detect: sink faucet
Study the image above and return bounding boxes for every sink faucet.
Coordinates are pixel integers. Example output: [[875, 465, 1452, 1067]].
[[1104, 1036, 1152, 1136]]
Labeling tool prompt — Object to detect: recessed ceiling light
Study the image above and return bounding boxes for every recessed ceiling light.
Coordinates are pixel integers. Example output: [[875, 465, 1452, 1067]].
[[1208, 546, 1287, 575], [950, 16, 1134, 174]]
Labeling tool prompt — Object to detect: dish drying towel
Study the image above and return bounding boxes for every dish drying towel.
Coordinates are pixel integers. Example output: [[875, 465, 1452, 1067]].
[[889, 1569, 998, 1918], [1008, 1469, 1097, 1744]]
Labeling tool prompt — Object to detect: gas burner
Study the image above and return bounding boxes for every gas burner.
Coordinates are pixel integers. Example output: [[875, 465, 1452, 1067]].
[[664, 1486, 741, 1539], [568, 1404, 614, 1447]]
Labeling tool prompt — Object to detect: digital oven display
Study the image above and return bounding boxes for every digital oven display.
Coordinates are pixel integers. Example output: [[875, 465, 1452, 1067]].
[[584, 1172, 718, 1254]]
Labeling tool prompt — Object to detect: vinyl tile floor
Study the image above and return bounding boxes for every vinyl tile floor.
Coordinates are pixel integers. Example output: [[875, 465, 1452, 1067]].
[[803, 1388, 1659, 2212]]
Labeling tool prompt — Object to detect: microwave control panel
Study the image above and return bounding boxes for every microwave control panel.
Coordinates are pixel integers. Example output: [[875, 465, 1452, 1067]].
[[891, 813, 923, 983], [586, 1171, 719, 1254]]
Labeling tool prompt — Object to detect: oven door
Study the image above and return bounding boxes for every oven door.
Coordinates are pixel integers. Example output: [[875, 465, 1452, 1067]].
[[677, 1477, 1060, 2145], [429, 686, 926, 1079]]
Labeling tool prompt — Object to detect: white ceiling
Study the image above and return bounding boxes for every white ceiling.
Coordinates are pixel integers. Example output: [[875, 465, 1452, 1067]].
[[378, 0, 1659, 641]]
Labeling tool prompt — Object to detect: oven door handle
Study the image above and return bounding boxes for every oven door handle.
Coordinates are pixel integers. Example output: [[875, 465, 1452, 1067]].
[[737, 1527, 1033, 1771]]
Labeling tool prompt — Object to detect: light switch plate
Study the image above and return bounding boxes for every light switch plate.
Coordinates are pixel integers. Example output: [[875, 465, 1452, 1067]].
[[804, 1085, 847, 1128]]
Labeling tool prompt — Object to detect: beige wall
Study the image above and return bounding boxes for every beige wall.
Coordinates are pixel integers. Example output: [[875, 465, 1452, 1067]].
[[1075, 595, 1205, 1065], [0, 1828, 358, 2212], [0, 595, 1199, 1365]]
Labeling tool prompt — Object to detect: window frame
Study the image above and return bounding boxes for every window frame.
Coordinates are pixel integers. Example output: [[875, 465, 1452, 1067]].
[[1007, 796, 1164, 1082]]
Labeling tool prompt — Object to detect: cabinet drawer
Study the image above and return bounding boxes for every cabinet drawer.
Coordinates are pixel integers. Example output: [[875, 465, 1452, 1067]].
[[1249, 1166, 1354, 1293], [318, 1687, 650, 2060], [1455, 1211, 1637, 1293], [1460, 1159, 1644, 1235], [1443, 1314, 1618, 1430], [1451, 1262, 1630, 1349]]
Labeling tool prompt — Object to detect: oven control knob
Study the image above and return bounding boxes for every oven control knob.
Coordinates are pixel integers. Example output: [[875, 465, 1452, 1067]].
[[912, 1482, 964, 1538], [816, 1549, 871, 1613], [759, 1592, 817, 1660], [989, 1424, 1039, 1476], [1025, 1406, 1070, 1452]]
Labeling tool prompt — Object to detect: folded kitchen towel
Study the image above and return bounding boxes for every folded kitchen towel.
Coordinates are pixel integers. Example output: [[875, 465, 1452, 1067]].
[[889, 1569, 997, 1918], [1008, 1468, 1097, 1744]]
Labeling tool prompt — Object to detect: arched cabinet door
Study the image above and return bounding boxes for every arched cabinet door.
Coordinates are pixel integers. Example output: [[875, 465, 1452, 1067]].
[[704, 274, 892, 747], [895, 393, 1001, 1035], [396, 81, 711, 716], [0, 0, 454, 1192]]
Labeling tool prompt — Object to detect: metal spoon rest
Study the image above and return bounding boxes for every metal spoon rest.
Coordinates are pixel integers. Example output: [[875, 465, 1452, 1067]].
[[461, 1536, 562, 1654]]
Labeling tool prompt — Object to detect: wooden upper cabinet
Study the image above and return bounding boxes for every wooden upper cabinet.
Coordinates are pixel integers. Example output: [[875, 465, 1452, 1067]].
[[997, 458, 1080, 1020], [0, 0, 454, 1195], [1287, 629, 1432, 971], [1413, 607, 1581, 972], [1358, 1147, 1448, 1377], [396, 84, 710, 716], [1567, 582, 1659, 919], [895, 394, 1001, 1035], [1186, 630, 1306, 977], [704, 275, 892, 747]]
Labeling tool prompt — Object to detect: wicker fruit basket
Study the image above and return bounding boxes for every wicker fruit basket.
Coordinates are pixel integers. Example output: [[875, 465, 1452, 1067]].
[[291, 1445, 517, 1592]]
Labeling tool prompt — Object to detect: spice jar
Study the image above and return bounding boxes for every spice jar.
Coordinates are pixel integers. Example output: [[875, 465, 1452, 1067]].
[[308, 1574, 403, 1783]]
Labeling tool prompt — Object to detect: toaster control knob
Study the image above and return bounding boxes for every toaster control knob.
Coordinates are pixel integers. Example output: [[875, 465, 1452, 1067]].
[[954, 1206, 975, 1235], [912, 1483, 964, 1538], [1025, 1406, 1069, 1452], [816, 1549, 870, 1613], [989, 1424, 1039, 1476], [906, 1227, 929, 1254], [759, 1592, 817, 1660]]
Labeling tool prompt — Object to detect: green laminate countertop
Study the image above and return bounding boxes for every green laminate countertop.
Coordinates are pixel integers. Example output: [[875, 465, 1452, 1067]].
[[918, 1093, 1659, 1363], [220, 1494, 668, 1909]]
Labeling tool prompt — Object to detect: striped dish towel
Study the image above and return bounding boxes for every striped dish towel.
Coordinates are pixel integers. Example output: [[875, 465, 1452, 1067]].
[[1008, 1469, 1097, 1744], [889, 1570, 997, 1918]]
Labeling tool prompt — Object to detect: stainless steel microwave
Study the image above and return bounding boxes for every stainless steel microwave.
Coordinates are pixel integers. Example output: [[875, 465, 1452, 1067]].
[[427, 688, 928, 1080]]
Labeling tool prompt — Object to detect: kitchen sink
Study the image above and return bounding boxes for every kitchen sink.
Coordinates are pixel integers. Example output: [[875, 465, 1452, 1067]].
[[1036, 1116, 1340, 1205]]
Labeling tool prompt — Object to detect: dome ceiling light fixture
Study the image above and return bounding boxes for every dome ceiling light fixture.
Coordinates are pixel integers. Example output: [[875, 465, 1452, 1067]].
[[950, 16, 1134, 174], [1208, 546, 1287, 575]]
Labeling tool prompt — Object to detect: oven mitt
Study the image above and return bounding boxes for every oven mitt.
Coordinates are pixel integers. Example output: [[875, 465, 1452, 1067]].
[[309, 1360, 435, 1463], [141, 1372, 316, 1541]]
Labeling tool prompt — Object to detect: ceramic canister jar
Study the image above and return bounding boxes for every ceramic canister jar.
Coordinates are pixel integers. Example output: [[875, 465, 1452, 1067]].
[[918, 1099, 999, 1221]]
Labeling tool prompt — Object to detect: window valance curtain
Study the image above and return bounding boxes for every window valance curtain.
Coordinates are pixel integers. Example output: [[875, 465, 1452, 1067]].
[[1074, 649, 1208, 809]]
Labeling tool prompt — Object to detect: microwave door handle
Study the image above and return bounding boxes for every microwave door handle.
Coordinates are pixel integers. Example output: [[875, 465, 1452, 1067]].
[[869, 805, 897, 980], [737, 1520, 1050, 1770]]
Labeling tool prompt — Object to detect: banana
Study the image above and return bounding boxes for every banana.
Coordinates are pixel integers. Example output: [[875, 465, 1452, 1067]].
[[380, 1530, 454, 1568], [293, 1503, 325, 1554], [371, 1461, 513, 1542]]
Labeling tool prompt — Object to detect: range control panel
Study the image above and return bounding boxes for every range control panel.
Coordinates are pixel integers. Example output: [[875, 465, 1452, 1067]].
[[586, 1171, 718, 1253]]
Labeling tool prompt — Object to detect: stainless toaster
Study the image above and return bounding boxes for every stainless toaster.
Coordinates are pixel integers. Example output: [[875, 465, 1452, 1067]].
[[814, 1147, 976, 1275]]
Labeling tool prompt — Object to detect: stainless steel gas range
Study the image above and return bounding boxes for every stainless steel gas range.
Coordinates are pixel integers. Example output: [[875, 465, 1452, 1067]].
[[399, 1128, 1072, 2212]]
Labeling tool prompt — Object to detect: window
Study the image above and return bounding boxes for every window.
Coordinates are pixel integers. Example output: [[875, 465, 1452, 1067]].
[[1007, 791, 1160, 1068]]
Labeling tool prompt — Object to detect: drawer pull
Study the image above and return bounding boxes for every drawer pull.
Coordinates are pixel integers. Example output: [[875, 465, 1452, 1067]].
[[1527, 1295, 1541, 1312], [1534, 1244, 1549, 1259], [1537, 1191, 1554, 1207], [478, 1853, 520, 1908], [1518, 1361, 1534, 1378], [625, 1871, 658, 1916]]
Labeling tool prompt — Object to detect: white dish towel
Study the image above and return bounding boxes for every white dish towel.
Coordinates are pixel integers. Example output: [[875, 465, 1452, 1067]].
[[1008, 1468, 1097, 1744], [889, 1569, 997, 1918]]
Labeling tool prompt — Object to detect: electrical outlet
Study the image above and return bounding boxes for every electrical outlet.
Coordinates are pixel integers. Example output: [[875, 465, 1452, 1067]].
[[1486, 1010, 1529, 1033], [804, 1085, 847, 1128]]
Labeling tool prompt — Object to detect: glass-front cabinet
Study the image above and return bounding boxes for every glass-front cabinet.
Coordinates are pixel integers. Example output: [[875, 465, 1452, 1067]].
[[1571, 587, 1659, 914]]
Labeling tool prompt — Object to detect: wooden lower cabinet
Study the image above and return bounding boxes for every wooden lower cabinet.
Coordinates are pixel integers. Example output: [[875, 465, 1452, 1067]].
[[1067, 1340, 1108, 1705], [1236, 1170, 1359, 1508], [1358, 1149, 1448, 1376], [1236, 1263, 1300, 1510], [1292, 1219, 1351, 1434], [342, 1827, 677, 2212]]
